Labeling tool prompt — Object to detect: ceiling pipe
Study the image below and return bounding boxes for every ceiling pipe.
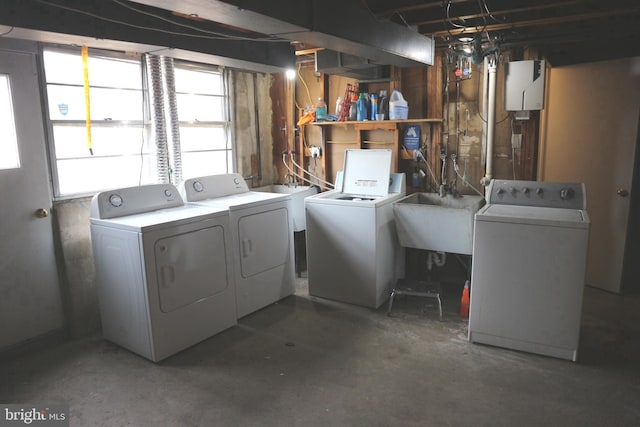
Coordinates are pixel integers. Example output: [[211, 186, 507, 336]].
[[129, 0, 435, 66]]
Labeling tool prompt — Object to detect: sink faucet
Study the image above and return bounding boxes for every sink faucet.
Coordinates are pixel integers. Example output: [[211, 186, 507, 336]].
[[285, 174, 297, 188], [439, 183, 460, 198]]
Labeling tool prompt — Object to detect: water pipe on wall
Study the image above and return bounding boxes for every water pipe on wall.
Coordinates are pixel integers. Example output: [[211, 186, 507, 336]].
[[480, 57, 489, 167], [480, 57, 497, 192]]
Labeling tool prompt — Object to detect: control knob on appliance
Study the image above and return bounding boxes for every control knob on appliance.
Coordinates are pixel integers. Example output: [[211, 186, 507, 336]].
[[560, 188, 574, 200], [109, 194, 123, 207], [522, 187, 530, 194], [509, 187, 517, 195], [536, 188, 543, 195], [496, 188, 505, 195]]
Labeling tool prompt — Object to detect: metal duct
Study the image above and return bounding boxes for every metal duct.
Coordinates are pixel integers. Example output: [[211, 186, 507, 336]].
[[145, 54, 170, 183], [129, 0, 434, 67], [161, 56, 183, 184], [315, 49, 390, 80]]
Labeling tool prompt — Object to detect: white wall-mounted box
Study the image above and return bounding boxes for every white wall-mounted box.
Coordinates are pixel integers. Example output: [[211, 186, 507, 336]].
[[505, 60, 545, 111]]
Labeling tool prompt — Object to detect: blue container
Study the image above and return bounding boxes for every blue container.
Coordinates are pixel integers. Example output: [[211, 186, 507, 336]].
[[403, 125, 421, 150], [370, 94, 378, 120], [356, 93, 367, 121]]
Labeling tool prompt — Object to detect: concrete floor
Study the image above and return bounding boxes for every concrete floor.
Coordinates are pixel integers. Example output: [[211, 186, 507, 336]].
[[1, 279, 640, 427]]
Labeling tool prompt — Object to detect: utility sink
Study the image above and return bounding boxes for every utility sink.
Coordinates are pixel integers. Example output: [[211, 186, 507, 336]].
[[255, 184, 319, 232], [393, 193, 485, 255]]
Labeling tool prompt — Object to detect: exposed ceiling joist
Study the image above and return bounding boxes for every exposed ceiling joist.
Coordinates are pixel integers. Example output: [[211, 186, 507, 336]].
[[129, 0, 435, 66], [365, 0, 640, 66], [431, 7, 640, 38], [0, 0, 296, 72]]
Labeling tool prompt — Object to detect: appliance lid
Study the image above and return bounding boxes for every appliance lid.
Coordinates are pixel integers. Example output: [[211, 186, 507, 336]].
[[341, 149, 392, 197], [90, 204, 227, 232], [476, 204, 589, 228], [185, 191, 290, 210]]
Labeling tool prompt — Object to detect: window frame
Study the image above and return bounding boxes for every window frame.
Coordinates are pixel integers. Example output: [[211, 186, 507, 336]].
[[172, 60, 235, 180], [40, 45, 236, 200], [41, 45, 149, 199]]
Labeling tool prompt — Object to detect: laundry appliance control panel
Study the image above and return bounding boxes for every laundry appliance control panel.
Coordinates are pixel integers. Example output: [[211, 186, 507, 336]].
[[487, 180, 586, 210]]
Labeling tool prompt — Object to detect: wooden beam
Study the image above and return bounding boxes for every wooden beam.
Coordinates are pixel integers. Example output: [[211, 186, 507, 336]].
[[430, 7, 640, 37], [413, 1, 582, 27]]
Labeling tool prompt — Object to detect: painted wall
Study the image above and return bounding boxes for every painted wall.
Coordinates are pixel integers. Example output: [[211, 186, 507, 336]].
[[539, 57, 640, 293]]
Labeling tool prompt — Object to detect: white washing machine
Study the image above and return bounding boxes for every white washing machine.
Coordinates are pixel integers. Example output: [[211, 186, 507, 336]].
[[90, 184, 236, 362], [305, 149, 406, 308], [178, 174, 295, 318], [469, 179, 590, 361]]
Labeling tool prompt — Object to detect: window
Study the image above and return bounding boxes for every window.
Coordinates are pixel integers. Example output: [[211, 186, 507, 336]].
[[44, 49, 152, 196], [173, 63, 232, 180], [0, 74, 20, 169], [43, 48, 233, 197]]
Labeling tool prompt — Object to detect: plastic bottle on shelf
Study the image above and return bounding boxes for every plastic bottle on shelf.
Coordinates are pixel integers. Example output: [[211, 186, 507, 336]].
[[378, 90, 388, 120], [356, 93, 368, 121], [315, 97, 327, 122], [389, 88, 408, 120], [335, 96, 343, 116], [349, 94, 358, 121], [370, 93, 378, 120]]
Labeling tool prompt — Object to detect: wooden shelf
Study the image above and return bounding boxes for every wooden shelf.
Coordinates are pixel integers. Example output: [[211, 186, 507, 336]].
[[309, 118, 443, 126], [302, 117, 443, 186]]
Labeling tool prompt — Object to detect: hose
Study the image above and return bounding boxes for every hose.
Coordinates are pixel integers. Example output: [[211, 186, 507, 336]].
[[281, 154, 333, 191], [289, 153, 335, 188]]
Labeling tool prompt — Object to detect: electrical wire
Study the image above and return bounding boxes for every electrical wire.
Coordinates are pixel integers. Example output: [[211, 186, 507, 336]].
[[453, 158, 484, 197], [446, 1, 467, 29], [511, 117, 517, 179], [403, 145, 439, 187], [512, 144, 517, 179], [297, 63, 314, 108], [482, 0, 507, 24], [474, 0, 488, 34], [0, 26, 14, 36], [36, 0, 288, 42], [109, 0, 287, 42], [475, 68, 511, 125]]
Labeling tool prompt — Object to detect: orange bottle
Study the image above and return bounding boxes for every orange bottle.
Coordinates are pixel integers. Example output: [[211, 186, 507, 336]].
[[460, 280, 470, 318]]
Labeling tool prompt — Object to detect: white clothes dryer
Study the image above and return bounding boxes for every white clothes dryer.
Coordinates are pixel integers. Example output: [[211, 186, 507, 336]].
[[90, 184, 236, 362], [305, 149, 406, 308], [179, 174, 295, 318]]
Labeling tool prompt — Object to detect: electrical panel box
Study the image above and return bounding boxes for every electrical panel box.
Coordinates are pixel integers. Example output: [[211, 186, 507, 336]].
[[505, 60, 545, 111]]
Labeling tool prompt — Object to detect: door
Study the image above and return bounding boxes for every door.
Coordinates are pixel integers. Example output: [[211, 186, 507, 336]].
[[0, 42, 65, 349], [539, 57, 640, 293], [238, 207, 290, 278], [154, 224, 230, 313]]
